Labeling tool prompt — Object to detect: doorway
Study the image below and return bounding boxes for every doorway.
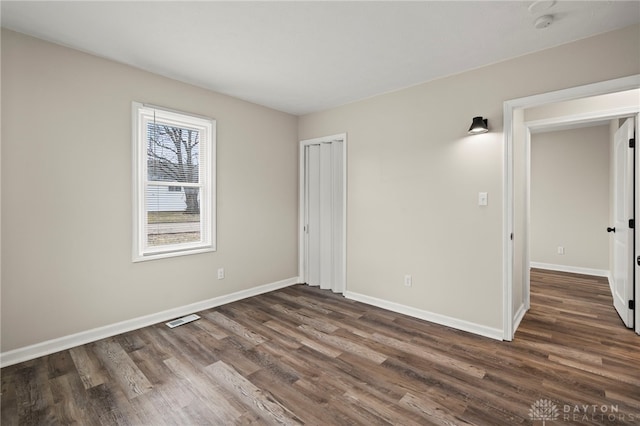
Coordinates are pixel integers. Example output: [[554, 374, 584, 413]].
[[298, 134, 347, 293], [529, 118, 636, 329], [529, 123, 612, 279], [503, 75, 640, 340]]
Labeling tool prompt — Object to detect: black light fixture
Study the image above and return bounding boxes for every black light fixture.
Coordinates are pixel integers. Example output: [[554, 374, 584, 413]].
[[468, 116, 489, 134]]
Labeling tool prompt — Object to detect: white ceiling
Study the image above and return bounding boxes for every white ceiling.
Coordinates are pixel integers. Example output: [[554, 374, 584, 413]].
[[2, 1, 639, 115]]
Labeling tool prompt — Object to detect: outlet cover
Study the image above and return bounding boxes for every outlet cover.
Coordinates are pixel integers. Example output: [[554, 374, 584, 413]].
[[404, 275, 412, 287]]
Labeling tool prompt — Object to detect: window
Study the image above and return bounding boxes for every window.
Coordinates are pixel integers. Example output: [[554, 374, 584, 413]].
[[132, 102, 215, 261]]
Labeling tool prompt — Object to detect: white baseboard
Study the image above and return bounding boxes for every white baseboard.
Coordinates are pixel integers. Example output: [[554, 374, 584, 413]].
[[343, 291, 503, 341], [529, 262, 609, 278], [0, 277, 299, 368]]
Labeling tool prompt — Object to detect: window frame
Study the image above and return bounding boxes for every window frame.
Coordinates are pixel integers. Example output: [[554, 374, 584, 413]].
[[132, 102, 216, 262]]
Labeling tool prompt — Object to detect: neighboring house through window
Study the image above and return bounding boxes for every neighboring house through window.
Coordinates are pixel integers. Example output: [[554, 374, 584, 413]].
[[132, 102, 216, 261]]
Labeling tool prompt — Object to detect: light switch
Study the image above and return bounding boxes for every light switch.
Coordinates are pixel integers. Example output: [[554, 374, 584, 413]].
[[478, 192, 488, 206]]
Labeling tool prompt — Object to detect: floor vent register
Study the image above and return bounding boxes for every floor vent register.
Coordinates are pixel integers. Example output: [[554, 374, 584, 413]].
[[166, 314, 201, 328]]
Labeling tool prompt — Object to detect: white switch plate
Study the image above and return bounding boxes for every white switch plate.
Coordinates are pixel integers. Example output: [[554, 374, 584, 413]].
[[217, 268, 225, 279], [478, 192, 488, 206], [557, 247, 565, 255]]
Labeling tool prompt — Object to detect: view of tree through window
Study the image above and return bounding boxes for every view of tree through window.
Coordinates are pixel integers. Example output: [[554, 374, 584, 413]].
[[146, 123, 201, 246]]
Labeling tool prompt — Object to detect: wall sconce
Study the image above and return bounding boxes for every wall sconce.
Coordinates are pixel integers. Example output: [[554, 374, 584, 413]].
[[468, 116, 489, 134]]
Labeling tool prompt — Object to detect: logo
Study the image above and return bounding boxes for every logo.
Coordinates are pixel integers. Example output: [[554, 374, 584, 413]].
[[529, 399, 560, 425]]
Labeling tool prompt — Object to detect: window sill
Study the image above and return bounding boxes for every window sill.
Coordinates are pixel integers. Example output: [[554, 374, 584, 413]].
[[132, 245, 216, 262]]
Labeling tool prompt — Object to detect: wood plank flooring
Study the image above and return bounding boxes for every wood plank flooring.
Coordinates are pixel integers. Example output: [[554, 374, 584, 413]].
[[2, 269, 639, 425]]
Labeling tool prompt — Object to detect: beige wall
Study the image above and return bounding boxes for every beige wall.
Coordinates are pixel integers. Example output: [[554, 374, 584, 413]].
[[298, 24, 640, 331], [530, 125, 610, 270], [1, 30, 299, 352]]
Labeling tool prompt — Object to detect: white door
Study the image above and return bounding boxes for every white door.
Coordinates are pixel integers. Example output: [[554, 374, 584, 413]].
[[305, 144, 322, 287], [611, 117, 635, 328], [302, 137, 345, 293]]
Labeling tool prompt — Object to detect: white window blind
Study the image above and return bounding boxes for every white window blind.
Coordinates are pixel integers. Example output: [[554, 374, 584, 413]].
[[132, 102, 216, 261]]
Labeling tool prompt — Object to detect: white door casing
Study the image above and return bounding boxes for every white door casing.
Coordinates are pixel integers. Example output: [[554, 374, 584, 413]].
[[612, 117, 635, 328], [503, 75, 640, 340]]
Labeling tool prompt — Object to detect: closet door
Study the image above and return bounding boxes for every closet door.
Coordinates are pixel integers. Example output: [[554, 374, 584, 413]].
[[303, 139, 344, 292], [305, 144, 321, 287]]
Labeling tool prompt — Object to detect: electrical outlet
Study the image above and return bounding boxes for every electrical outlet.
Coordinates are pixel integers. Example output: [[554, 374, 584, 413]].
[[404, 275, 412, 287], [217, 268, 225, 279], [557, 246, 565, 255]]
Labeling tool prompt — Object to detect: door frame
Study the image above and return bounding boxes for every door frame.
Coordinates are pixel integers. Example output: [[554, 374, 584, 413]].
[[298, 133, 347, 292], [503, 75, 640, 340]]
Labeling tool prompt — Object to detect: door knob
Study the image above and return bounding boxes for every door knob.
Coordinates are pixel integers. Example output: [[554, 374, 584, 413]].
[[607, 227, 616, 233]]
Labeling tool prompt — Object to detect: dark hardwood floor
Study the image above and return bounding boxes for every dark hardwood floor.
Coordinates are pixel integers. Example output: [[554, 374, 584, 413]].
[[2, 269, 639, 425]]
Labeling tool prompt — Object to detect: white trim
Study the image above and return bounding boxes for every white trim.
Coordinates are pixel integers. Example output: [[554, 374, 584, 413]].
[[344, 291, 503, 341], [506, 76, 640, 111], [527, 105, 640, 133], [0, 276, 299, 368], [502, 100, 514, 341], [513, 303, 527, 333], [298, 133, 347, 293], [524, 127, 532, 314], [530, 262, 610, 278], [503, 75, 640, 340]]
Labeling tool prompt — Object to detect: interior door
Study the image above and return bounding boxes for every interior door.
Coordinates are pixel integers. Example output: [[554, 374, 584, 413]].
[[611, 117, 635, 328], [305, 144, 321, 287], [303, 139, 345, 292]]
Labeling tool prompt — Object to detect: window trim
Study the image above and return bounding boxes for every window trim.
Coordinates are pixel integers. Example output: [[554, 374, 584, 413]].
[[132, 102, 216, 262]]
